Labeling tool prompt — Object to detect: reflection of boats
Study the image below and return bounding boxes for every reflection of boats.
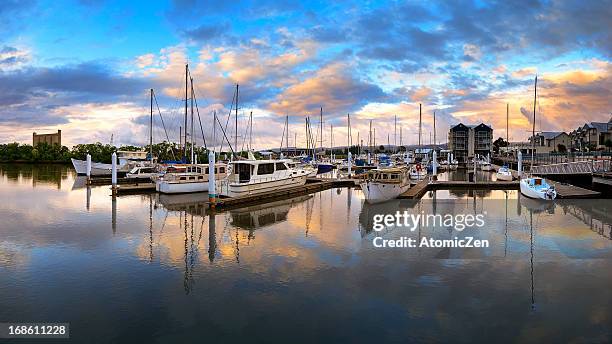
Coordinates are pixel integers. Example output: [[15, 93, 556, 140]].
[[496, 165, 513, 181], [520, 177, 556, 200], [156, 164, 227, 194], [358, 198, 419, 236], [359, 167, 410, 204], [222, 159, 309, 197], [229, 195, 312, 230], [520, 193, 555, 214]]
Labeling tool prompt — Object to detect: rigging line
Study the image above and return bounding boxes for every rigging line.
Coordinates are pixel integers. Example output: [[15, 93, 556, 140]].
[[152, 90, 177, 161], [191, 85, 208, 150], [240, 112, 250, 153], [219, 86, 237, 154], [186, 68, 208, 150], [214, 111, 236, 155]]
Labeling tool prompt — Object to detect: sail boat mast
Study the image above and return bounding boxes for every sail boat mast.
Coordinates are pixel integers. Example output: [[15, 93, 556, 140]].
[[235, 84, 239, 158], [190, 77, 195, 163], [184, 64, 188, 162], [506, 103, 509, 157], [150, 88, 153, 163], [532, 76, 537, 165], [418, 103, 422, 149]]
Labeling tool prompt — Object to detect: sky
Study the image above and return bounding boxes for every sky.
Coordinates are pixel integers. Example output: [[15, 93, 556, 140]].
[[0, 0, 611, 149]]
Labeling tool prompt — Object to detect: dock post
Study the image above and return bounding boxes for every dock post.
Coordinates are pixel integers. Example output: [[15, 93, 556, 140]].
[[432, 150, 437, 180], [473, 155, 477, 182], [208, 151, 216, 209], [348, 152, 352, 178], [86, 153, 92, 181], [518, 151, 523, 179], [111, 152, 117, 196]]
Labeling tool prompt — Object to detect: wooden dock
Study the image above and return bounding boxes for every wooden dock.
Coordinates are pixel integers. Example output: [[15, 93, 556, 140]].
[[547, 181, 600, 199], [214, 180, 339, 209], [398, 179, 429, 199], [431, 180, 519, 189]]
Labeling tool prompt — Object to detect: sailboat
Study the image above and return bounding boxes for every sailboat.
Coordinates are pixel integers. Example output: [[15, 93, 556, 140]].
[[156, 64, 228, 193], [496, 103, 514, 181], [520, 76, 556, 200]]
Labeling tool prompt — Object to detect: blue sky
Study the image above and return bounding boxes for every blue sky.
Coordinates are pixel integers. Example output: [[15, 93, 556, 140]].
[[1, 0, 610, 148]]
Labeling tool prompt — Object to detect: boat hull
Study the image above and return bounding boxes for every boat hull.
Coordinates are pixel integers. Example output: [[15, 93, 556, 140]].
[[223, 175, 308, 197], [71, 158, 128, 176], [360, 181, 410, 204], [156, 180, 209, 194], [520, 179, 557, 200], [495, 172, 513, 181]]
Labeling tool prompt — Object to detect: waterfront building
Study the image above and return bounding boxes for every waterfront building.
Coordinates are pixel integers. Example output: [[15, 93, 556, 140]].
[[33, 130, 61, 146], [447, 123, 492, 162], [528, 132, 571, 153], [570, 118, 612, 151]]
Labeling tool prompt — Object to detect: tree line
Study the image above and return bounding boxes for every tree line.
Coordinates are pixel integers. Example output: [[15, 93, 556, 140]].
[[0, 142, 214, 164]]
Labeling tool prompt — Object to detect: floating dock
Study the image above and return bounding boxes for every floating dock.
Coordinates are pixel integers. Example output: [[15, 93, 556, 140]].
[[398, 179, 429, 199], [547, 181, 601, 199]]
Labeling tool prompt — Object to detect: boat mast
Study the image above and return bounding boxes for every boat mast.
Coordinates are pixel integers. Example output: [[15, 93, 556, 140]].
[[320, 107, 323, 160], [286, 115, 289, 156], [190, 77, 194, 163], [213, 110, 217, 156], [394, 115, 397, 153], [330, 124, 334, 160], [506, 103, 509, 158], [418, 103, 422, 150], [532, 76, 537, 166], [150, 88, 153, 163], [184, 64, 188, 162], [235, 84, 239, 158], [433, 110, 436, 151], [249, 111, 253, 152]]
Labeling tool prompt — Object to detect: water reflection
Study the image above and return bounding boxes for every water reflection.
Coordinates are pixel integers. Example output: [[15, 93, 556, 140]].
[[1, 165, 611, 342]]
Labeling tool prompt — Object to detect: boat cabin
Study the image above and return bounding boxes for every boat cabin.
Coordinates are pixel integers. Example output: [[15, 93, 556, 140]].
[[229, 160, 291, 183], [366, 168, 406, 182]]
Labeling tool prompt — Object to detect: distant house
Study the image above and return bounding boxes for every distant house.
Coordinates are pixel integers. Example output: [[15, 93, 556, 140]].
[[448, 123, 492, 162], [33, 130, 61, 146], [570, 118, 612, 150], [528, 132, 570, 153]]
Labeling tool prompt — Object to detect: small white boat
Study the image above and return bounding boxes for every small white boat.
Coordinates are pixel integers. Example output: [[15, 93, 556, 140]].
[[360, 167, 410, 204], [71, 158, 130, 176], [222, 159, 310, 197], [156, 163, 227, 194], [409, 163, 427, 180], [520, 177, 557, 200], [495, 165, 513, 181], [126, 165, 159, 180]]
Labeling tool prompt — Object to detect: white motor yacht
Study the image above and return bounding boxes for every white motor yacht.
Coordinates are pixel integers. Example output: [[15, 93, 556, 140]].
[[359, 167, 410, 204], [222, 159, 310, 197], [156, 163, 228, 194]]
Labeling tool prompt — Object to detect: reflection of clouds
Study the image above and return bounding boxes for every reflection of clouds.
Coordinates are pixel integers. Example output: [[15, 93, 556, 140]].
[[0, 243, 29, 269]]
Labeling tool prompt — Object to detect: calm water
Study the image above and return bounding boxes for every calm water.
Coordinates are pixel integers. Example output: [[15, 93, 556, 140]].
[[1, 164, 611, 343]]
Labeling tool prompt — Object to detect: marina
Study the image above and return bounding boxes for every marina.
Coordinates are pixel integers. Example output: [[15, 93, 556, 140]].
[[1, 163, 611, 343], [1, 1, 611, 342]]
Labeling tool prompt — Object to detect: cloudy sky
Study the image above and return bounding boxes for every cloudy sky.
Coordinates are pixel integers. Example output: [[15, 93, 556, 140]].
[[1, 0, 610, 149]]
